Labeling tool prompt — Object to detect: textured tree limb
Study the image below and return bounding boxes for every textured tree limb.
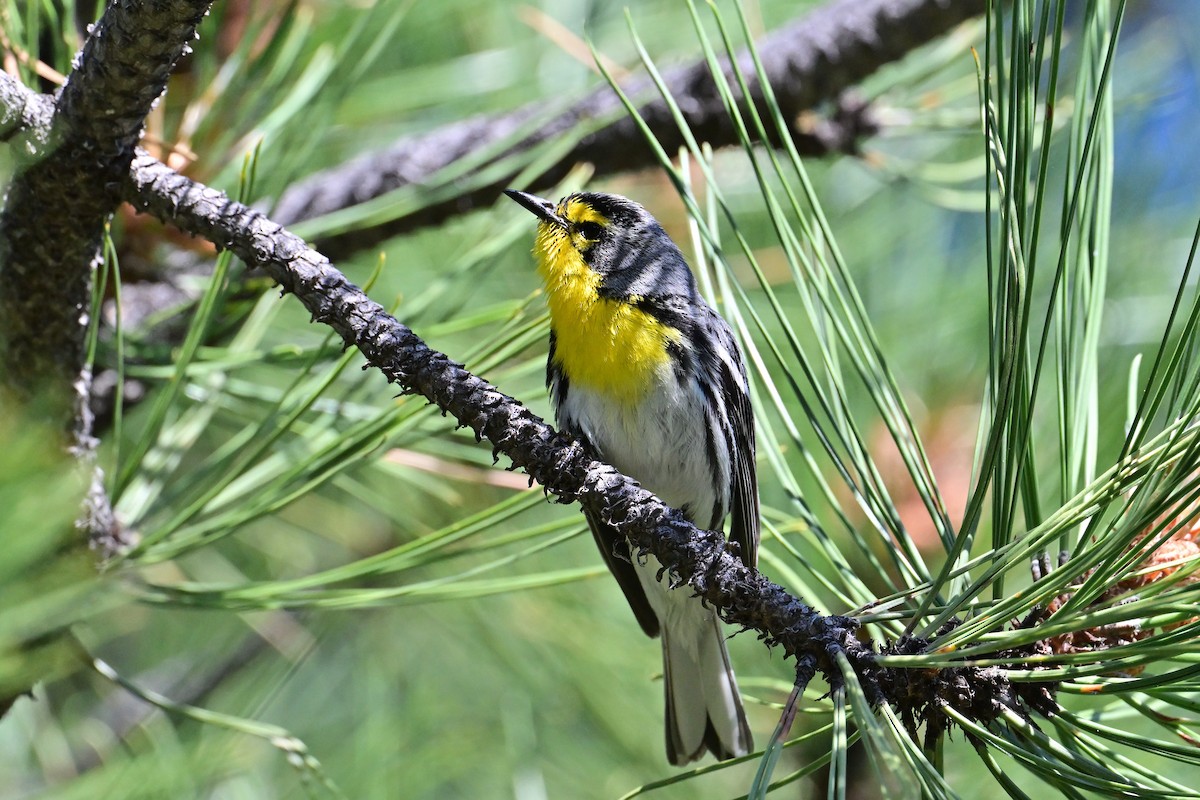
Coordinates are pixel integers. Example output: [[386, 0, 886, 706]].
[[0, 0, 1046, 728], [0, 0, 212, 407], [0, 0, 212, 554], [118, 149, 1055, 729], [273, 0, 985, 260]]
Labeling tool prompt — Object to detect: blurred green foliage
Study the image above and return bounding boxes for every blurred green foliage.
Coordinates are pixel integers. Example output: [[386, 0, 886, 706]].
[[2, 0, 1199, 798]]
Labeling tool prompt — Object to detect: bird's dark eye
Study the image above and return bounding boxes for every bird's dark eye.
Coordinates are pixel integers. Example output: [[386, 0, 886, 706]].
[[576, 221, 604, 240]]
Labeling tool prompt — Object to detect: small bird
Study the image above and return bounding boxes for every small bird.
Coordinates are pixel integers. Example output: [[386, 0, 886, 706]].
[[506, 189, 758, 765]]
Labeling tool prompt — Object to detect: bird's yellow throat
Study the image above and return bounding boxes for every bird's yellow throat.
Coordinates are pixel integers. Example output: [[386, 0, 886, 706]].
[[534, 221, 679, 404]]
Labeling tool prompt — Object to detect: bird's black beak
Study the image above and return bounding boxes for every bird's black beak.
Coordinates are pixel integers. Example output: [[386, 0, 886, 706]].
[[504, 189, 566, 228]]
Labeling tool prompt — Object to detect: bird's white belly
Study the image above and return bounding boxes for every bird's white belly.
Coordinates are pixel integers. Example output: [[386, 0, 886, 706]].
[[558, 369, 727, 528]]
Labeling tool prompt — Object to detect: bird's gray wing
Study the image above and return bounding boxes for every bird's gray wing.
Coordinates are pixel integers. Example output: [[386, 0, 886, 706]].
[[713, 315, 760, 569]]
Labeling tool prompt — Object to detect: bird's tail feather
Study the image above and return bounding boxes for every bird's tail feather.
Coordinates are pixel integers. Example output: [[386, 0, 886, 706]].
[[662, 614, 753, 765]]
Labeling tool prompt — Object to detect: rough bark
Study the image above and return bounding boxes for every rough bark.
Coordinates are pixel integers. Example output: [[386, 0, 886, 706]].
[[0, 0, 1044, 728], [117, 149, 1052, 727], [0, 0, 213, 552]]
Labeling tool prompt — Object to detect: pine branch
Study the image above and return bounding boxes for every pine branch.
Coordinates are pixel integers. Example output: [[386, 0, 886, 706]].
[[0, 0, 1037, 734], [118, 145, 1051, 731], [0, 0, 212, 553], [272, 0, 985, 260]]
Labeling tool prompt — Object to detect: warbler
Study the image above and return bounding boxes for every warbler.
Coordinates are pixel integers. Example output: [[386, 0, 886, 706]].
[[506, 189, 758, 765]]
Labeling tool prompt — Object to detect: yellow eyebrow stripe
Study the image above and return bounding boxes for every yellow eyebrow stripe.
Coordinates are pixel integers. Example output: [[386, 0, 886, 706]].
[[560, 198, 610, 228]]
